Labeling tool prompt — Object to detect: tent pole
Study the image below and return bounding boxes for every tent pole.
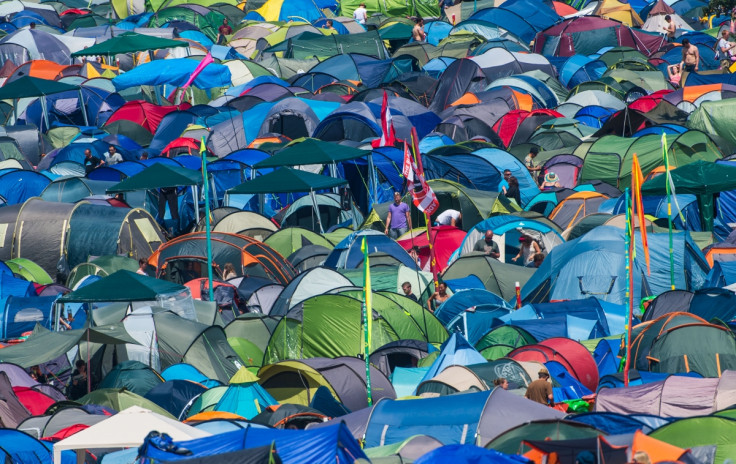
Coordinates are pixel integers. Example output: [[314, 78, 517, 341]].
[[40, 97, 50, 132], [86, 328, 91, 394], [79, 89, 89, 127], [310, 190, 325, 234], [367, 153, 378, 208], [192, 185, 200, 226], [200, 151, 214, 302]]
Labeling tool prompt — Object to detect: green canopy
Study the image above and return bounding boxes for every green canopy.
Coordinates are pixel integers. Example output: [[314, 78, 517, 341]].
[[59, 270, 187, 302], [107, 163, 202, 193], [641, 160, 736, 231], [0, 324, 139, 368], [0, 76, 80, 100], [253, 138, 369, 169], [77, 388, 175, 419], [71, 32, 188, 57], [228, 167, 347, 194]]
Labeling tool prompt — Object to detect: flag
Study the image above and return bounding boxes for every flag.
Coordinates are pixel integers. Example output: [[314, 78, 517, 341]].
[[662, 133, 686, 224], [361, 236, 373, 406], [403, 128, 439, 215], [371, 91, 396, 148], [631, 153, 650, 274], [183, 52, 214, 90]]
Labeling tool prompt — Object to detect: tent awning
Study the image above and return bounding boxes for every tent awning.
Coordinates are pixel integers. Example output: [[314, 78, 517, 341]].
[[253, 138, 369, 169], [107, 162, 202, 193], [228, 166, 347, 194], [71, 32, 188, 57], [59, 270, 187, 302], [0, 76, 80, 100]]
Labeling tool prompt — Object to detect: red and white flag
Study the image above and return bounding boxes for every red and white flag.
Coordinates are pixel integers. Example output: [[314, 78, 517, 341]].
[[372, 91, 396, 148], [403, 128, 438, 215]]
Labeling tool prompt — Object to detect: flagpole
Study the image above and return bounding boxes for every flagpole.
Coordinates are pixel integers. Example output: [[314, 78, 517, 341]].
[[201, 137, 214, 302], [663, 133, 675, 290], [623, 187, 634, 387], [412, 132, 438, 287], [361, 237, 373, 406]]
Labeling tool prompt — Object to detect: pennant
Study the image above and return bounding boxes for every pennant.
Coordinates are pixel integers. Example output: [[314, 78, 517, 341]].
[[662, 133, 686, 224], [371, 91, 396, 148], [404, 128, 439, 215], [361, 237, 372, 353], [631, 153, 650, 275]]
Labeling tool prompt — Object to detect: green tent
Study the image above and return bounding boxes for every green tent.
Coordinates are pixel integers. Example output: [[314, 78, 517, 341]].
[[641, 160, 736, 231], [649, 416, 736, 464], [59, 270, 187, 303], [263, 227, 335, 257], [0, 324, 139, 368], [486, 420, 602, 455], [442, 255, 535, 301], [689, 100, 736, 153], [71, 32, 187, 57], [107, 163, 202, 192], [253, 138, 369, 168], [474, 325, 537, 361], [275, 30, 389, 60], [77, 388, 175, 419], [66, 255, 140, 290], [340, 0, 439, 20], [148, 7, 227, 41], [5, 258, 52, 285], [647, 324, 736, 377]]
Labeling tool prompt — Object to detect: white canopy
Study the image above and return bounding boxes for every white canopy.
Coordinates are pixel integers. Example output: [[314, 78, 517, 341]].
[[53, 406, 211, 464]]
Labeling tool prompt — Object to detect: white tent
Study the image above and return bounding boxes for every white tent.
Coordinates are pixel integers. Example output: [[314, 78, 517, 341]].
[[53, 406, 211, 464]]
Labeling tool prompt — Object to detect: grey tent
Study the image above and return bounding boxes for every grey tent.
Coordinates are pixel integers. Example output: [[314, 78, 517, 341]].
[[0, 372, 29, 428], [268, 267, 353, 316], [442, 255, 535, 301], [18, 407, 107, 439]]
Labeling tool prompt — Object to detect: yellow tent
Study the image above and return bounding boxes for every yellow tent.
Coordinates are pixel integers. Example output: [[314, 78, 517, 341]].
[[594, 0, 644, 27]]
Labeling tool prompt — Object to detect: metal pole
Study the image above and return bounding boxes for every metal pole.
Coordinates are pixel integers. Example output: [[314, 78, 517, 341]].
[[201, 144, 214, 301], [79, 89, 89, 126], [310, 190, 325, 233]]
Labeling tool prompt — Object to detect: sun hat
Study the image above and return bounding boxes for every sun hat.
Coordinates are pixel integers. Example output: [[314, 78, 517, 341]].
[[544, 172, 559, 183]]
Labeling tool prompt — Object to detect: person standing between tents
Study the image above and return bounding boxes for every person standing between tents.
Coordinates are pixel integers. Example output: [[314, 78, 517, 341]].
[[512, 233, 541, 265], [323, 19, 335, 30], [223, 262, 236, 280], [662, 15, 676, 42], [505, 175, 522, 206], [524, 147, 541, 183], [717, 29, 736, 69], [353, 3, 368, 25], [106, 145, 123, 165], [525, 368, 553, 405], [217, 19, 232, 45], [427, 281, 450, 312], [402, 281, 418, 302], [680, 38, 699, 73], [84, 149, 104, 175], [412, 17, 426, 43], [473, 230, 500, 259], [499, 169, 511, 195], [67, 360, 88, 400], [385, 191, 411, 239]]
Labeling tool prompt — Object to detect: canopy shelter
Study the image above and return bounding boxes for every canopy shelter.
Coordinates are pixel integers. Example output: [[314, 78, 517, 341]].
[[70, 32, 188, 62], [0, 76, 87, 128], [641, 160, 736, 231], [58, 270, 188, 303], [228, 167, 347, 233], [53, 406, 210, 464], [107, 162, 203, 222]]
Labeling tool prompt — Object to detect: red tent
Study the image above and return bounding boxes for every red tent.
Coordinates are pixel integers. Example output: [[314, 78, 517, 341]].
[[12, 387, 55, 415], [509, 337, 599, 392], [43, 424, 90, 441], [628, 89, 673, 112], [161, 137, 206, 158], [492, 109, 563, 147], [397, 226, 466, 273], [105, 101, 191, 134]]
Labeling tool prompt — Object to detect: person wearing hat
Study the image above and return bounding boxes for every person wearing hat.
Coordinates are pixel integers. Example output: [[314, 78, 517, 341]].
[[524, 147, 541, 183], [541, 172, 561, 190], [525, 367, 553, 405]]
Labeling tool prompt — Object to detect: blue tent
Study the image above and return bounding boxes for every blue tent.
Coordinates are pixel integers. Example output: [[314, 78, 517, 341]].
[[364, 390, 491, 447], [593, 338, 621, 378], [522, 226, 710, 306], [112, 59, 232, 90], [568, 412, 665, 435], [418, 333, 487, 384], [189, 382, 277, 420], [705, 260, 736, 287], [435, 288, 511, 325], [0, 295, 56, 339], [140, 423, 366, 464], [414, 444, 530, 464], [324, 230, 418, 269], [0, 170, 51, 204], [0, 429, 54, 464], [143, 380, 208, 419], [161, 363, 222, 388]]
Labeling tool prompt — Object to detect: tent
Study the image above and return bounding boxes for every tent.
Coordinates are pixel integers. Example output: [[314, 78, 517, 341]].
[[53, 406, 211, 464]]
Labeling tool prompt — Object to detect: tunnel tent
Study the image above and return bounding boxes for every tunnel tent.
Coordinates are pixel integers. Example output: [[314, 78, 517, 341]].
[[208, 210, 277, 241], [268, 266, 353, 316], [442, 254, 535, 300], [263, 227, 335, 258], [5, 257, 52, 284], [66, 255, 140, 290]]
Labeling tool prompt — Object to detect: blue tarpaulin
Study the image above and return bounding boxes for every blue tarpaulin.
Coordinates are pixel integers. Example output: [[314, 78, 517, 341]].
[[112, 59, 232, 90]]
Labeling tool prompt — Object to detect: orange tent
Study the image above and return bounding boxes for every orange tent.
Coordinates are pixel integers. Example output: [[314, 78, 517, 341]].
[[184, 411, 245, 423], [631, 430, 688, 462], [552, 1, 578, 15]]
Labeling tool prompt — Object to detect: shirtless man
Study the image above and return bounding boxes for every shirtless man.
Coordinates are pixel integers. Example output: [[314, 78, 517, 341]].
[[662, 15, 676, 42], [412, 17, 426, 42], [680, 38, 699, 73], [427, 281, 450, 312]]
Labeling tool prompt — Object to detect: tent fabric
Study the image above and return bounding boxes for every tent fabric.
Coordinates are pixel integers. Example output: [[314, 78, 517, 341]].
[[0, 76, 79, 99], [71, 32, 187, 56], [59, 270, 188, 302], [107, 163, 201, 192], [228, 167, 347, 194]]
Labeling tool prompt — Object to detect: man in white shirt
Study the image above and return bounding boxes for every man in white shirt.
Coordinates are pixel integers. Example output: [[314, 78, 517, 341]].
[[353, 2, 367, 24], [106, 145, 123, 165], [435, 209, 461, 227]]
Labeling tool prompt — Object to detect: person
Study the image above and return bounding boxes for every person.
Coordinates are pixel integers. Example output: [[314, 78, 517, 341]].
[[632, 451, 652, 464], [84, 149, 104, 174], [473, 230, 500, 259], [525, 368, 553, 405], [67, 360, 88, 400], [530, 252, 545, 268], [385, 191, 411, 239], [29, 22, 35, 29], [525, 147, 541, 181], [575, 451, 595, 464], [137, 258, 148, 275], [667, 63, 682, 88], [513, 234, 541, 265], [106, 145, 123, 165], [223, 262, 236, 280], [717, 29, 736, 69], [498, 169, 511, 194], [435, 209, 461, 227], [140, 151, 149, 160], [541, 172, 561, 190], [505, 175, 521, 205], [402, 281, 418, 302], [680, 38, 699, 73], [323, 19, 335, 30], [427, 281, 450, 312], [30, 365, 47, 384], [217, 19, 232, 45], [353, 3, 368, 24], [412, 17, 426, 42], [408, 246, 421, 266], [662, 15, 676, 42], [493, 377, 508, 390]]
